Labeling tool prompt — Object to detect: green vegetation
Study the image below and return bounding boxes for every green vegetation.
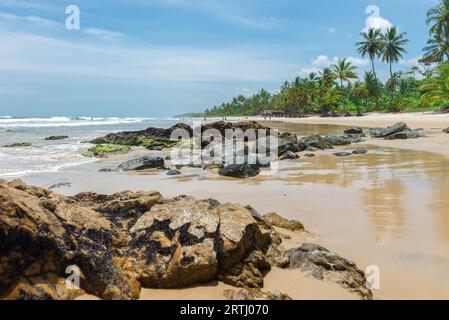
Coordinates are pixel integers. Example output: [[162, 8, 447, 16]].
[[2, 142, 32, 148], [204, 0, 449, 117], [83, 144, 131, 157], [137, 137, 178, 150]]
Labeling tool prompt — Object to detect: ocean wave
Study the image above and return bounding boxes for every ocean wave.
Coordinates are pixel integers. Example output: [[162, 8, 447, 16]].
[[0, 116, 152, 128]]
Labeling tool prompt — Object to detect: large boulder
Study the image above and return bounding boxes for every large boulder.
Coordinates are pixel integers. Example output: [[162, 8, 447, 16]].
[[288, 243, 372, 300], [218, 163, 261, 178], [116, 157, 166, 171], [369, 122, 410, 138], [0, 179, 140, 300]]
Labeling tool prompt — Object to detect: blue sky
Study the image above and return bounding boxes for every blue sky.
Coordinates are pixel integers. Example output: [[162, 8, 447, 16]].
[[0, 0, 438, 117]]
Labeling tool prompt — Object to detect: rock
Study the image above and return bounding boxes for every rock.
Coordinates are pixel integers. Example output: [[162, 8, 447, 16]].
[[279, 151, 299, 160], [369, 122, 410, 138], [352, 149, 368, 155], [99, 168, 112, 173], [116, 157, 165, 171], [300, 135, 333, 150], [71, 190, 167, 231], [49, 182, 71, 189], [288, 243, 372, 300], [263, 212, 304, 231], [90, 123, 192, 148], [443, 128, 449, 133], [344, 127, 363, 135], [218, 164, 261, 178], [383, 129, 424, 140], [223, 288, 292, 300], [0, 179, 140, 300], [1, 180, 372, 300], [304, 153, 315, 157], [166, 169, 181, 176], [218, 250, 271, 288], [45, 136, 69, 141], [333, 152, 352, 157], [2, 142, 32, 148], [128, 198, 277, 289], [325, 134, 352, 146]]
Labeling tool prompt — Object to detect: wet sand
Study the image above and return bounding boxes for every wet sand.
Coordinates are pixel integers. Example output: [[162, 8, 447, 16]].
[[14, 114, 449, 300]]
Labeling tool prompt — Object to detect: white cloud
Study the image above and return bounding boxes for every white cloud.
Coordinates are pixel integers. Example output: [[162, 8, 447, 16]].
[[312, 54, 338, 67], [84, 28, 124, 40], [298, 54, 369, 77], [328, 27, 336, 34], [0, 11, 60, 28], [363, 5, 393, 32], [0, 30, 297, 83]]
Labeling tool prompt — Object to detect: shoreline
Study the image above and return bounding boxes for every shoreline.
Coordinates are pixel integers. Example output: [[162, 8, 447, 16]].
[[245, 112, 449, 159]]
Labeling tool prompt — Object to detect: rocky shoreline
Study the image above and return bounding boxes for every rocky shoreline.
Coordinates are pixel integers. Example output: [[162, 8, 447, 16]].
[[0, 179, 372, 300], [88, 120, 425, 179]]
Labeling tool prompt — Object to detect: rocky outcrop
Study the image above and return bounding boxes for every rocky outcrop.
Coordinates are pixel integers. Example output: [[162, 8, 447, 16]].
[[288, 243, 372, 300], [0, 179, 140, 300], [369, 122, 424, 140], [90, 123, 191, 150], [263, 212, 304, 232], [444, 128, 449, 133], [0, 180, 372, 300], [116, 157, 166, 171]]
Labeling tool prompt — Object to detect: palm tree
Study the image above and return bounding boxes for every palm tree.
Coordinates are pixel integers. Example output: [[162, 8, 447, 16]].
[[356, 28, 383, 79], [364, 71, 380, 111], [420, 62, 449, 107], [380, 27, 409, 102], [331, 58, 358, 115], [425, 0, 449, 61]]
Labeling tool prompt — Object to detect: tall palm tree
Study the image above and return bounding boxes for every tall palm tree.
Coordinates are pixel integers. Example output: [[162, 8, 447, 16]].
[[356, 28, 383, 79], [425, 0, 449, 61], [380, 27, 409, 102], [331, 58, 358, 114]]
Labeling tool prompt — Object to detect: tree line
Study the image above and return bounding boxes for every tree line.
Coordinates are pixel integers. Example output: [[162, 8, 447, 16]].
[[204, 0, 449, 117]]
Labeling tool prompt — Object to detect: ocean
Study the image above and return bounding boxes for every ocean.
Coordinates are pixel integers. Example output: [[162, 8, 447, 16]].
[[0, 116, 181, 178]]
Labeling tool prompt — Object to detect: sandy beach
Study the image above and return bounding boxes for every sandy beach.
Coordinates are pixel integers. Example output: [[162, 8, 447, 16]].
[[1, 112, 441, 300]]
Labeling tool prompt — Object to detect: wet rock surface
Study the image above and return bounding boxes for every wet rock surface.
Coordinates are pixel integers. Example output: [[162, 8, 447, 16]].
[[116, 157, 166, 171], [218, 163, 261, 178], [263, 212, 304, 231], [325, 134, 353, 146], [288, 243, 372, 300], [369, 122, 424, 140], [344, 126, 363, 135], [45, 136, 69, 141], [334, 152, 352, 157]]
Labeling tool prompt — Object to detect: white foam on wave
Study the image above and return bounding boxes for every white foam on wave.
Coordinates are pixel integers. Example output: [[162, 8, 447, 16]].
[[0, 116, 152, 128]]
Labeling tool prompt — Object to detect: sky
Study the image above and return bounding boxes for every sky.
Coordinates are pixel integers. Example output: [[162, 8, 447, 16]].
[[0, 0, 439, 117]]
